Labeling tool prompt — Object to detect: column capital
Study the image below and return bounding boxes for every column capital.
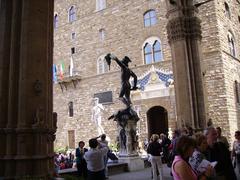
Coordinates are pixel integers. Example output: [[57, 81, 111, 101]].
[[165, 0, 202, 43], [167, 16, 202, 43]]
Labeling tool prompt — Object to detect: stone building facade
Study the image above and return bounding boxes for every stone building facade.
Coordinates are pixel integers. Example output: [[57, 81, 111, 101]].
[[197, 0, 240, 143], [53, 0, 240, 149]]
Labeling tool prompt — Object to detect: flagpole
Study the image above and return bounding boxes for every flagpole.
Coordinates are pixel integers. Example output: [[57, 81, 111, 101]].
[[70, 55, 74, 76]]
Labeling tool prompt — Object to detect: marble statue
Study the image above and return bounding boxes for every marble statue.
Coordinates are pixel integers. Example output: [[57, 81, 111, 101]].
[[91, 97, 105, 135]]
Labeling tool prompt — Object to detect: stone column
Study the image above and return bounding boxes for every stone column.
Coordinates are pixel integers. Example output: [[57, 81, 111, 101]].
[[165, 0, 206, 129], [0, 0, 56, 179]]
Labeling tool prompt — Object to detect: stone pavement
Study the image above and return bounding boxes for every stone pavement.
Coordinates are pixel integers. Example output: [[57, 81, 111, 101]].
[[109, 164, 173, 180]]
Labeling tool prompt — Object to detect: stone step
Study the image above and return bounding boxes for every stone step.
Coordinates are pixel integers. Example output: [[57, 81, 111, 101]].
[[57, 157, 151, 178], [58, 161, 128, 176], [108, 162, 128, 175]]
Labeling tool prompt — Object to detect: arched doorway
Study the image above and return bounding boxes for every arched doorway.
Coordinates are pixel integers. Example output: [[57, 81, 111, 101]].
[[147, 106, 168, 138]]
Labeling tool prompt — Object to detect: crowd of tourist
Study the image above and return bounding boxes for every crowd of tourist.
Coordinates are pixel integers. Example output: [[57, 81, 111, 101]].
[[54, 151, 74, 171], [54, 126, 240, 180], [146, 126, 239, 180]]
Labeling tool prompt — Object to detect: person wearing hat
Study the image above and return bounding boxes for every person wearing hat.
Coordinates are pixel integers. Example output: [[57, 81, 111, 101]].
[[105, 53, 138, 107]]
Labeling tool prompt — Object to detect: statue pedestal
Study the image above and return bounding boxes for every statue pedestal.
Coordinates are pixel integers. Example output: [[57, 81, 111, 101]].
[[117, 119, 144, 171], [118, 119, 138, 157], [119, 156, 144, 171]]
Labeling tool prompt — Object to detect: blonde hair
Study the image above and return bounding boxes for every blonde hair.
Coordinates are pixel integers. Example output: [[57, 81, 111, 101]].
[[151, 134, 159, 142], [160, 133, 166, 138]]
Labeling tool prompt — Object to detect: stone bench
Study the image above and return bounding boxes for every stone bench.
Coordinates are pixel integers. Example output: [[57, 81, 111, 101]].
[[58, 161, 128, 176]]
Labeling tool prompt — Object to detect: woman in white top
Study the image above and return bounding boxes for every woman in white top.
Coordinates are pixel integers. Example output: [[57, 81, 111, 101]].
[[147, 134, 163, 180]]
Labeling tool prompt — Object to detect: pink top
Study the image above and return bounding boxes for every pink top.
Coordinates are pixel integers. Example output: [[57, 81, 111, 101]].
[[172, 155, 197, 180]]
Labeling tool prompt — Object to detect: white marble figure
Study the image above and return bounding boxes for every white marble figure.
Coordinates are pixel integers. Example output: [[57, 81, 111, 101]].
[[91, 97, 105, 135]]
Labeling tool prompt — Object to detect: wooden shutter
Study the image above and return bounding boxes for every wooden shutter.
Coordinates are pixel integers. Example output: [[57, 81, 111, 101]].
[[68, 130, 75, 149]]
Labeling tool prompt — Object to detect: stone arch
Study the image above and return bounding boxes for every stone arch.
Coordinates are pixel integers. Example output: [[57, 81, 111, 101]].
[[142, 36, 163, 64], [97, 54, 109, 74], [99, 28, 105, 41], [227, 30, 236, 57], [54, 13, 59, 29], [224, 2, 231, 19], [143, 9, 157, 27], [68, 5, 77, 22], [147, 106, 168, 139]]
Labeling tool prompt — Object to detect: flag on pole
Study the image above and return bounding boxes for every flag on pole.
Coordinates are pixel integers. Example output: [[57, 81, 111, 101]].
[[53, 64, 57, 83], [70, 56, 74, 76]]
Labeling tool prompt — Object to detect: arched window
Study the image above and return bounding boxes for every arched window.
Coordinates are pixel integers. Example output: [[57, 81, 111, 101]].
[[143, 37, 163, 64], [99, 29, 105, 41], [54, 14, 58, 29], [144, 10, 157, 27], [69, 6, 76, 22], [235, 81, 240, 104], [227, 31, 236, 57], [71, 32, 76, 40], [97, 56, 109, 74], [224, 2, 231, 19], [96, 0, 106, 11], [68, 101, 73, 117], [153, 41, 162, 62], [144, 43, 152, 64]]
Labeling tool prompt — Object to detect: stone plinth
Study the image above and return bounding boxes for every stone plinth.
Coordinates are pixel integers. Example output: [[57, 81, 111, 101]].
[[119, 156, 144, 171], [117, 118, 144, 171], [118, 119, 138, 157]]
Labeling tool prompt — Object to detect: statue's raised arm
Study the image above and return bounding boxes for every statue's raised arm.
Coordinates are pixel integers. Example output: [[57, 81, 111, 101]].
[[104, 53, 138, 107], [105, 53, 140, 157], [105, 53, 128, 70]]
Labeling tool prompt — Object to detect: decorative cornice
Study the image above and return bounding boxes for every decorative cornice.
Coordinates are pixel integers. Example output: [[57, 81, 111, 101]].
[[138, 65, 173, 79], [136, 65, 174, 90], [167, 16, 202, 43]]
